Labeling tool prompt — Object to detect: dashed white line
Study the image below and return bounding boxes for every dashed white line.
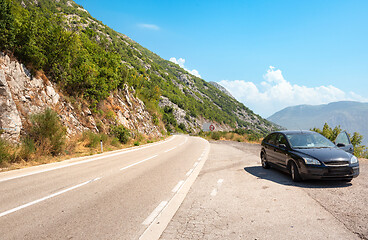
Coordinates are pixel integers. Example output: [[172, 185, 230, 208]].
[[164, 146, 177, 153], [120, 155, 158, 171], [210, 188, 218, 196], [142, 201, 168, 225], [171, 181, 185, 193], [0, 177, 101, 218], [193, 162, 199, 168], [210, 179, 224, 197], [185, 169, 193, 176]]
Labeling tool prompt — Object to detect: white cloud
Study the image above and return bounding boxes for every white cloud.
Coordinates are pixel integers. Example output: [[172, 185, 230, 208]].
[[170, 57, 201, 78], [138, 23, 160, 30], [219, 66, 368, 118]]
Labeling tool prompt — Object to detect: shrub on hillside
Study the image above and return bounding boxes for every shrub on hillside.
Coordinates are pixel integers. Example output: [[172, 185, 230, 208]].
[[110, 125, 131, 144], [28, 108, 66, 156], [0, 138, 10, 165]]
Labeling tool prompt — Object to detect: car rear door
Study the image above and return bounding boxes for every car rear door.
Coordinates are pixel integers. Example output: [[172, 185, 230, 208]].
[[264, 133, 278, 164], [335, 131, 354, 154]]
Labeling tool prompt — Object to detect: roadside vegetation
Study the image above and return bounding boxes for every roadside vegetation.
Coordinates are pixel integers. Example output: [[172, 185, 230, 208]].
[[0, 109, 162, 171], [311, 123, 368, 158], [197, 128, 263, 143]]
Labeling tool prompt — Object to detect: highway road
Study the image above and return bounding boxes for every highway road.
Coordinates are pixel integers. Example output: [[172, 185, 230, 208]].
[[0, 135, 209, 240]]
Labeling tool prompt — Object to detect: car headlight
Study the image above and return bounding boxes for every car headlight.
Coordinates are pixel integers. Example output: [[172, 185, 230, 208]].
[[350, 156, 358, 164], [304, 157, 321, 165]]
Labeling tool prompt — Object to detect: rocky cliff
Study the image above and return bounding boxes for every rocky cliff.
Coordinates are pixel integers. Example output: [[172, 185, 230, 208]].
[[0, 53, 162, 142]]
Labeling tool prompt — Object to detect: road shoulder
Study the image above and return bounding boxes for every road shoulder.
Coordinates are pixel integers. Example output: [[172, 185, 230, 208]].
[[160, 141, 359, 240]]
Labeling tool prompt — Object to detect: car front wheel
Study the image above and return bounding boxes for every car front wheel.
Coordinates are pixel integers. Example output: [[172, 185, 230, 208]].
[[290, 162, 302, 182], [261, 152, 270, 169]]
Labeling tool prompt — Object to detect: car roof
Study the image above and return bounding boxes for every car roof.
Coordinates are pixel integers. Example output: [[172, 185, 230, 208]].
[[273, 130, 316, 135]]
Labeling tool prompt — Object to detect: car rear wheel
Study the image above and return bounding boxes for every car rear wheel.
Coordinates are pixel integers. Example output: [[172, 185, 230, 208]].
[[290, 162, 302, 182], [261, 153, 270, 169]]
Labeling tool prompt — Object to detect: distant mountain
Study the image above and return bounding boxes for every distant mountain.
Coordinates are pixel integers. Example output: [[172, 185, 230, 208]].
[[267, 101, 368, 145]]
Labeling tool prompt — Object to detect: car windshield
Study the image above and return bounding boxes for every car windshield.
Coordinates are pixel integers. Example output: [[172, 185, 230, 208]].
[[285, 132, 336, 149]]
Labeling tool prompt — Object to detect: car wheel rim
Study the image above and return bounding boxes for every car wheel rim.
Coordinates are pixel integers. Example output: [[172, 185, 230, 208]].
[[262, 155, 266, 167], [291, 165, 295, 179]]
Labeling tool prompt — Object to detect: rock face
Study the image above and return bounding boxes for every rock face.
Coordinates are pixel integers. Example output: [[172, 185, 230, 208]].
[[0, 53, 162, 142], [209, 81, 235, 99]]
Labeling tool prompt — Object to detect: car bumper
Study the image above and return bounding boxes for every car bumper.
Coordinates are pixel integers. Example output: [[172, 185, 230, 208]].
[[300, 164, 360, 180]]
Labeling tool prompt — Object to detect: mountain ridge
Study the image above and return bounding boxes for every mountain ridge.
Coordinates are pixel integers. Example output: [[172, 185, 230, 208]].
[[268, 101, 368, 145]]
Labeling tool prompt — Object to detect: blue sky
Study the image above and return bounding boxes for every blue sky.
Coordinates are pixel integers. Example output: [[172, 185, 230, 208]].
[[74, 0, 368, 117]]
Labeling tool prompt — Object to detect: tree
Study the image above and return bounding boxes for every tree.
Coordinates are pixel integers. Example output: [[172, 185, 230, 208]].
[[311, 123, 366, 157], [0, 0, 15, 50]]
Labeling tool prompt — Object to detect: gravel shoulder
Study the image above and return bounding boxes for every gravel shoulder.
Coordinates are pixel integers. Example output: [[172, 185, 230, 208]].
[[160, 141, 367, 239]]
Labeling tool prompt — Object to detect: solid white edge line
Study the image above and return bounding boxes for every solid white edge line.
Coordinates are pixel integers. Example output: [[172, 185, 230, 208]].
[[142, 201, 168, 225], [120, 155, 158, 171], [171, 181, 185, 193], [164, 146, 177, 153], [0, 136, 176, 183], [0, 178, 100, 218], [139, 138, 211, 240], [185, 169, 193, 176]]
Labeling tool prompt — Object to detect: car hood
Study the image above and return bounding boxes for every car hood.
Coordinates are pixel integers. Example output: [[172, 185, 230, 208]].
[[292, 147, 351, 162]]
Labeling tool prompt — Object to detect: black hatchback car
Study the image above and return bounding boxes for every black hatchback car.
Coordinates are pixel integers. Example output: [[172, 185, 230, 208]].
[[260, 130, 360, 182]]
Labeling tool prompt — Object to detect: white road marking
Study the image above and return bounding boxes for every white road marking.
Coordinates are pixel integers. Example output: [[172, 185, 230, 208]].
[[185, 169, 193, 176], [164, 146, 177, 153], [193, 162, 199, 168], [210, 179, 224, 197], [0, 136, 176, 183], [120, 155, 158, 171], [0, 178, 101, 218], [142, 201, 168, 225], [171, 181, 185, 193], [210, 188, 218, 196], [198, 157, 202, 161]]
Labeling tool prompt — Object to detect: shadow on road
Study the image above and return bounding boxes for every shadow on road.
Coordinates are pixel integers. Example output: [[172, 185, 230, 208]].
[[244, 166, 352, 188]]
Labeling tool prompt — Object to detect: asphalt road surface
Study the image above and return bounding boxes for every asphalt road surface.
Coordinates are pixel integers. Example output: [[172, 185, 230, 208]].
[[2, 137, 367, 240], [0, 135, 209, 240], [161, 141, 367, 240]]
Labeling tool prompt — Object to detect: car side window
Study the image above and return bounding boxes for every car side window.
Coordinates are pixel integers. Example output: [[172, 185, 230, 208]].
[[267, 133, 277, 145], [335, 132, 351, 145], [276, 134, 288, 146]]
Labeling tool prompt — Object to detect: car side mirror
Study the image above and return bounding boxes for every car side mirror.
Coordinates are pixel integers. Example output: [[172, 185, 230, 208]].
[[336, 143, 346, 148]]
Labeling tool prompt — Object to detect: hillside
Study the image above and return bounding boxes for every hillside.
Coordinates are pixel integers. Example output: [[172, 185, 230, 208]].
[[268, 101, 368, 145], [0, 0, 277, 143]]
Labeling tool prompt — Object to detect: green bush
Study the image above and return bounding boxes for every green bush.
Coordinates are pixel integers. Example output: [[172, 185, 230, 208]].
[[211, 132, 221, 140], [134, 141, 140, 146], [110, 125, 130, 144], [20, 137, 35, 160], [178, 123, 186, 132], [0, 138, 10, 165], [29, 108, 66, 156]]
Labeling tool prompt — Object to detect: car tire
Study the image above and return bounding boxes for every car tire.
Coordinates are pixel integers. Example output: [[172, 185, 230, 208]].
[[290, 162, 302, 182], [261, 152, 270, 169]]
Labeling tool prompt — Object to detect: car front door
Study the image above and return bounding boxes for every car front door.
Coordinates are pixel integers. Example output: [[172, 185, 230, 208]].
[[335, 131, 354, 154], [274, 133, 289, 168]]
